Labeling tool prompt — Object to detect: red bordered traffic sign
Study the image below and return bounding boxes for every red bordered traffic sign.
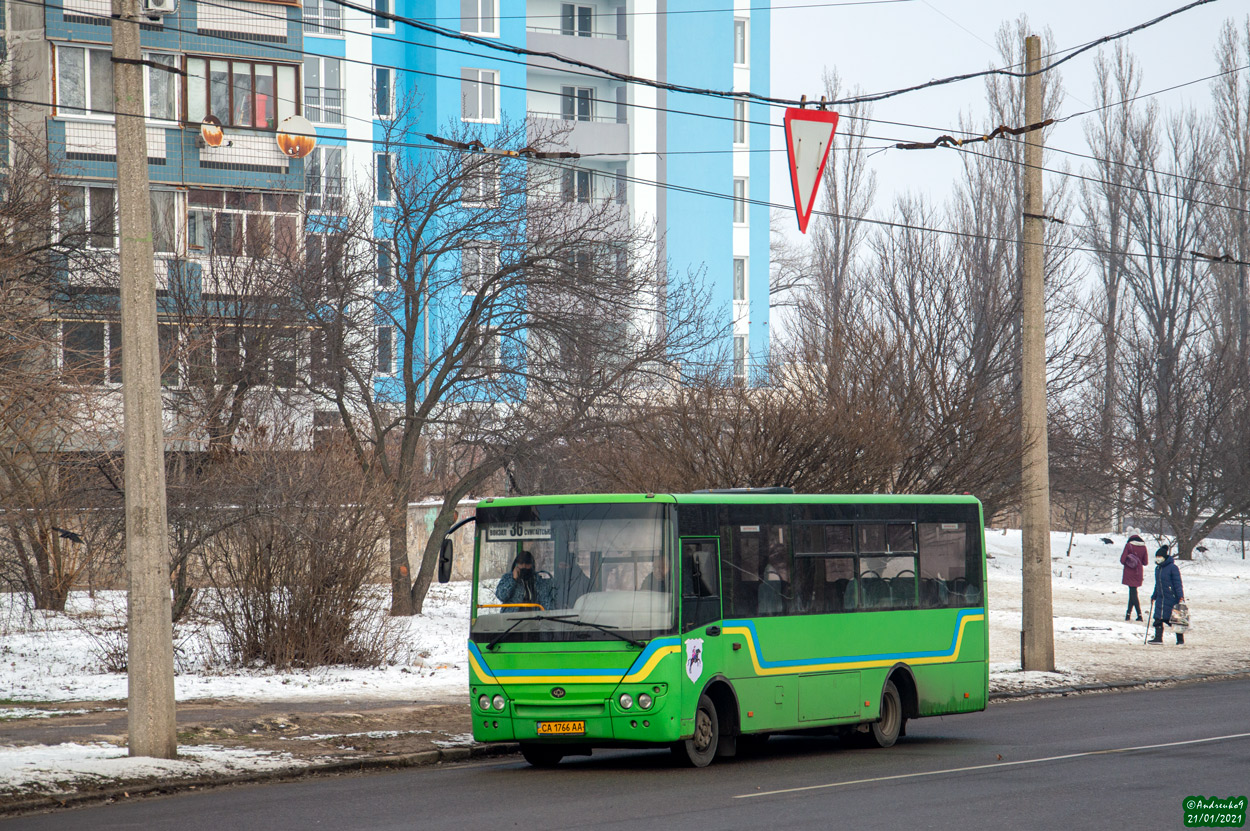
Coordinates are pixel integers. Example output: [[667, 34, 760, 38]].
[[784, 108, 840, 234]]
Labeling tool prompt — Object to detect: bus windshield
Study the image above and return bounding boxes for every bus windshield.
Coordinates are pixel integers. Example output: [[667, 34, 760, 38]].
[[471, 503, 674, 646]]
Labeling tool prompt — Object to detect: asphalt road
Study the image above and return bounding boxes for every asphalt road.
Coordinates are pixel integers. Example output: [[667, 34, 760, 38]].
[[8, 678, 1248, 831]]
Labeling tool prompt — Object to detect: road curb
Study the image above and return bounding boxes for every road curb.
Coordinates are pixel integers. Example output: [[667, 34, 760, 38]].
[[0, 742, 520, 818], [988, 668, 1250, 700]]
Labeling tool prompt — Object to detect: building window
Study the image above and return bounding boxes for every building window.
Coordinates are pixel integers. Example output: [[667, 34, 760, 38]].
[[461, 0, 497, 36], [563, 169, 592, 203], [186, 58, 297, 130], [304, 57, 343, 125], [150, 190, 178, 255], [374, 67, 393, 119], [733, 257, 746, 301], [306, 146, 344, 212], [373, 0, 392, 30], [202, 327, 297, 388], [461, 68, 498, 122], [305, 232, 347, 296], [56, 45, 112, 117], [376, 241, 395, 288], [561, 86, 594, 121], [303, 0, 342, 34], [461, 242, 497, 294], [61, 186, 116, 250], [376, 326, 394, 374], [733, 335, 746, 382], [733, 99, 747, 145], [185, 190, 300, 260], [734, 18, 748, 66], [733, 178, 747, 224], [376, 153, 393, 203], [145, 53, 179, 121], [562, 4, 592, 37], [461, 158, 499, 205], [60, 321, 179, 386], [62, 321, 108, 385]]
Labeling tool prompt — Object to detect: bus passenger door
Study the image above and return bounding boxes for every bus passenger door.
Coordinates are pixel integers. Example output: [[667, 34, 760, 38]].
[[679, 538, 723, 735]]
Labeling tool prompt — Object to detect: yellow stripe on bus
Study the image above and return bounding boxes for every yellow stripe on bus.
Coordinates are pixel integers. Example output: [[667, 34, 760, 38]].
[[620, 645, 681, 683], [722, 613, 985, 677]]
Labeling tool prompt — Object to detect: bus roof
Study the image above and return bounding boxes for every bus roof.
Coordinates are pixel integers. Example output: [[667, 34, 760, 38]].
[[474, 492, 983, 509]]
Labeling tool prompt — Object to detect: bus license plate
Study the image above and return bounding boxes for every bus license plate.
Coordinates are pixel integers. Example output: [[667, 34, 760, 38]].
[[537, 720, 585, 735]]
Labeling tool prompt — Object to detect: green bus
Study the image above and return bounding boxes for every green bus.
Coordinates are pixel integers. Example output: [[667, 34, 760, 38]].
[[446, 490, 987, 767]]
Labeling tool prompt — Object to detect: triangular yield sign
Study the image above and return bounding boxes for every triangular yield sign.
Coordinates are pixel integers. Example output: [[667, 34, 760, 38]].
[[784, 108, 840, 234]]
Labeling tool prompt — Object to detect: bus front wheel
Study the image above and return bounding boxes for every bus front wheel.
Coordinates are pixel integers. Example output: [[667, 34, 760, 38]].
[[869, 680, 904, 748], [520, 743, 565, 768], [674, 693, 719, 767]]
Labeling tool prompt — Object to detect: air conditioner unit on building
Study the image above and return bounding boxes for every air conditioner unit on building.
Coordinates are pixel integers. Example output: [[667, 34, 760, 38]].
[[140, 0, 178, 18]]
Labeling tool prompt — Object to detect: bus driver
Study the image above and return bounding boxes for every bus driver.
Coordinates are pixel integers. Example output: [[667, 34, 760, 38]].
[[495, 550, 554, 610]]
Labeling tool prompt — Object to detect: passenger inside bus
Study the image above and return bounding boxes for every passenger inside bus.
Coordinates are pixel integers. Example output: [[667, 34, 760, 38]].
[[552, 556, 591, 608], [640, 553, 669, 592]]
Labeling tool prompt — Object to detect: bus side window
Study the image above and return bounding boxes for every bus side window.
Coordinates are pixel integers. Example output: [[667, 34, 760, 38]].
[[918, 523, 968, 607], [682, 541, 721, 631]]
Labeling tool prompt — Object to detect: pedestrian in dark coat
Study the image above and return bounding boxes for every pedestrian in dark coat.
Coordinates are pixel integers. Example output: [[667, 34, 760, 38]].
[[1120, 534, 1149, 621], [1148, 546, 1185, 646]]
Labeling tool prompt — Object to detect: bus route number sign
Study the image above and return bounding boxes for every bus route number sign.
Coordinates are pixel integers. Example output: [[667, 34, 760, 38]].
[[486, 522, 552, 541]]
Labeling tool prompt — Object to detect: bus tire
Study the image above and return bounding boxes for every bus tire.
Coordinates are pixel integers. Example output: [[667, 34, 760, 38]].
[[520, 743, 565, 768], [869, 681, 903, 748], [674, 693, 719, 767]]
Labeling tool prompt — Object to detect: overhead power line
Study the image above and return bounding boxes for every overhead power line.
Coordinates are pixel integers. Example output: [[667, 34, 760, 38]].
[[827, 0, 1220, 105]]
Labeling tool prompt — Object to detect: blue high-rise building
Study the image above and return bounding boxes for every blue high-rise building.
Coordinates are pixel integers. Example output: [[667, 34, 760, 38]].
[[318, 0, 771, 384]]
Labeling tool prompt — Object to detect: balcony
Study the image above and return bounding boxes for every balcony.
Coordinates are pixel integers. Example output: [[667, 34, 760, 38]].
[[527, 111, 629, 158], [526, 26, 629, 78]]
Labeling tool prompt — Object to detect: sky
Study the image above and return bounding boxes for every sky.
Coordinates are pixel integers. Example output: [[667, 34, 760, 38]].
[[767, 0, 1238, 225]]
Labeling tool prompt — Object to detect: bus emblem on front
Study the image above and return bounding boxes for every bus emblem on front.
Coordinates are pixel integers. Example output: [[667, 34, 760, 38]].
[[686, 639, 704, 683], [551, 687, 566, 698]]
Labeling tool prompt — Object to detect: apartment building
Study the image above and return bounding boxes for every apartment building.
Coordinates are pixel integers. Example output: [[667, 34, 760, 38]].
[[5, 0, 312, 445], [322, 0, 771, 383]]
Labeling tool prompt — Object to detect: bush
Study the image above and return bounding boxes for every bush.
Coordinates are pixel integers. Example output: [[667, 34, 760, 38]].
[[198, 450, 393, 668]]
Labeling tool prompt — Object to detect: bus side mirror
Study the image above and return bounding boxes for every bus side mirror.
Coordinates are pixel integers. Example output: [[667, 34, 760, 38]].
[[437, 538, 454, 584]]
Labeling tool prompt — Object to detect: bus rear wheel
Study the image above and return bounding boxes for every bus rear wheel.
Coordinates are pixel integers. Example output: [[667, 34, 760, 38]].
[[674, 693, 719, 767], [520, 743, 565, 768], [869, 680, 904, 748]]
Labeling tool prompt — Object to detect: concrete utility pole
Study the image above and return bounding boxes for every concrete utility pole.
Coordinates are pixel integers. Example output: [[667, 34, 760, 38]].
[[112, 0, 177, 758], [1020, 34, 1055, 673]]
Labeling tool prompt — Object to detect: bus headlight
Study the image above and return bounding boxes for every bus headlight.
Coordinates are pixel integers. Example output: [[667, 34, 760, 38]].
[[478, 695, 491, 710], [619, 693, 633, 710], [637, 693, 653, 710], [492, 694, 506, 711]]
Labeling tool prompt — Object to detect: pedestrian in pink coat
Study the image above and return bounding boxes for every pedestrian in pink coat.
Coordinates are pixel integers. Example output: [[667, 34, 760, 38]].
[[1120, 534, 1149, 621]]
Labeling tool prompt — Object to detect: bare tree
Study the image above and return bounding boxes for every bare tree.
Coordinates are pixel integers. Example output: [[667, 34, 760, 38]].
[[0, 114, 123, 609], [1212, 17, 1250, 360], [300, 113, 716, 615], [1071, 45, 1145, 530], [1116, 106, 1250, 558]]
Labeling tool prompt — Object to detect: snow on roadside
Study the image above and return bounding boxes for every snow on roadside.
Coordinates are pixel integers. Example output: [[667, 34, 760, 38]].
[[0, 742, 320, 798], [0, 582, 473, 705]]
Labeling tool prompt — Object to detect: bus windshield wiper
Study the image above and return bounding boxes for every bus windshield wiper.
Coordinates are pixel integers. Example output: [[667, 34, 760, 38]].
[[546, 617, 646, 648], [485, 614, 645, 650], [485, 614, 575, 651]]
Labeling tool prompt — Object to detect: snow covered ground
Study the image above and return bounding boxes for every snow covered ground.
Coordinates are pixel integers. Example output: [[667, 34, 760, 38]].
[[985, 530, 1250, 689], [1, 530, 1247, 801]]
